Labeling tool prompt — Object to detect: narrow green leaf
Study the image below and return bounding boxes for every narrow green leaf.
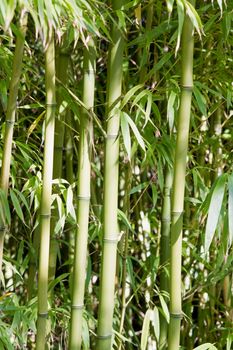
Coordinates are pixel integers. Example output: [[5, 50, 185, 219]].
[[48, 273, 69, 291], [193, 85, 207, 116], [82, 318, 90, 350], [228, 174, 233, 246], [144, 92, 152, 128], [120, 112, 131, 158], [184, 1, 203, 37], [0, 189, 11, 225], [204, 175, 226, 253], [166, 0, 174, 14], [118, 209, 132, 232], [121, 84, 143, 109], [131, 90, 149, 109], [130, 182, 148, 195], [159, 294, 170, 323], [193, 343, 217, 350], [10, 189, 25, 223], [167, 91, 176, 131], [13, 189, 31, 216], [123, 112, 145, 151], [152, 306, 160, 341], [175, 0, 184, 54], [141, 309, 152, 350], [66, 186, 76, 220]]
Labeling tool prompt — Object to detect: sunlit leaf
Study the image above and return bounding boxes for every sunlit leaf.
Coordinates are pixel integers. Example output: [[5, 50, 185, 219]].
[[204, 175, 226, 253], [141, 309, 151, 350]]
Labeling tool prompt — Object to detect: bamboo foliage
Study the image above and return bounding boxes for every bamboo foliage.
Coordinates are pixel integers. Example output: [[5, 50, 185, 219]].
[[36, 31, 56, 350], [69, 37, 96, 350], [0, 8, 28, 282], [168, 2, 195, 349], [96, 1, 125, 348], [0, 2, 232, 349]]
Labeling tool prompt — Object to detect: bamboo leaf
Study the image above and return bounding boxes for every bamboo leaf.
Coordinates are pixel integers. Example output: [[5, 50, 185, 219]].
[[13, 188, 30, 215], [159, 294, 170, 323], [141, 309, 151, 350], [166, 0, 174, 14], [204, 175, 226, 253], [144, 92, 152, 128], [121, 84, 143, 109], [193, 85, 207, 116], [118, 209, 132, 232], [228, 174, 233, 247], [10, 189, 25, 223], [193, 343, 217, 350], [120, 112, 131, 158], [167, 91, 176, 131], [27, 110, 45, 139], [123, 112, 145, 151], [175, 0, 184, 54], [0, 189, 11, 225], [66, 186, 76, 220], [152, 306, 160, 342], [184, 0, 203, 37], [130, 182, 147, 195]]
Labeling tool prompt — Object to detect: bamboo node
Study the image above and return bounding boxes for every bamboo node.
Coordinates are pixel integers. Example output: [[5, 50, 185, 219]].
[[71, 304, 84, 310], [6, 120, 15, 125], [38, 312, 48, 318], [77, 195, 91, 201], [161, 218, 170, 223], [40, 213, 51, 218], [170, 312, 183, 319], [103, 237, 118, 244], [45, 103, 57, 107], [181, 85, 193, 91], [0, 225, 6, 232], [96, 333, 112, 339], [106, 134, 118, 140], [172, 211, 183, 217]]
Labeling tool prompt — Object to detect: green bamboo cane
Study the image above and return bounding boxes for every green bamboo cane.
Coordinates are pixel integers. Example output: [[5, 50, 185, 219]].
[[48, 48, 69, 288], [118, 162, 131, 350], [168, 4, 195, 349], [64, 111, 75, 264], [159, 166, 172, 349], [36, 31, 56, 350], [0, 9, 28, 283], [96, 1, 125, 349], [27, 222, 40, 299], [69, 37, 96, 350]]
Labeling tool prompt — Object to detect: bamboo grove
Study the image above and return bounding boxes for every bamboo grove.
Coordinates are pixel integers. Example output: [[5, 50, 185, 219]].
[[0, 1, 233, 349]]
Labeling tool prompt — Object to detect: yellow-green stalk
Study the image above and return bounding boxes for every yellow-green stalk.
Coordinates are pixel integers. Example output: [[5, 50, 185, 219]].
[[69, 37, 96, 350], [168, 3, 195, 349], [48, 47, 69, 288], [36, 32, 56, 350], [159, 166, 172, 349], [0, 9, 28, 282], [96, 1, 125, 349]]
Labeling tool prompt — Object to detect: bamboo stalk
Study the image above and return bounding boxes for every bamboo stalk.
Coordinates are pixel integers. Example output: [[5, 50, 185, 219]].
[[69, 37, 96, 350], [0, 9, 28, 283], [96, 1, 125, 348], [118, 162, 132, 350], [64, 111, 75, 263], [159, 166, 172, 349], [168, 3, 195, 349], [36, 32, 56, 350], [48, 47, 69, 289]]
